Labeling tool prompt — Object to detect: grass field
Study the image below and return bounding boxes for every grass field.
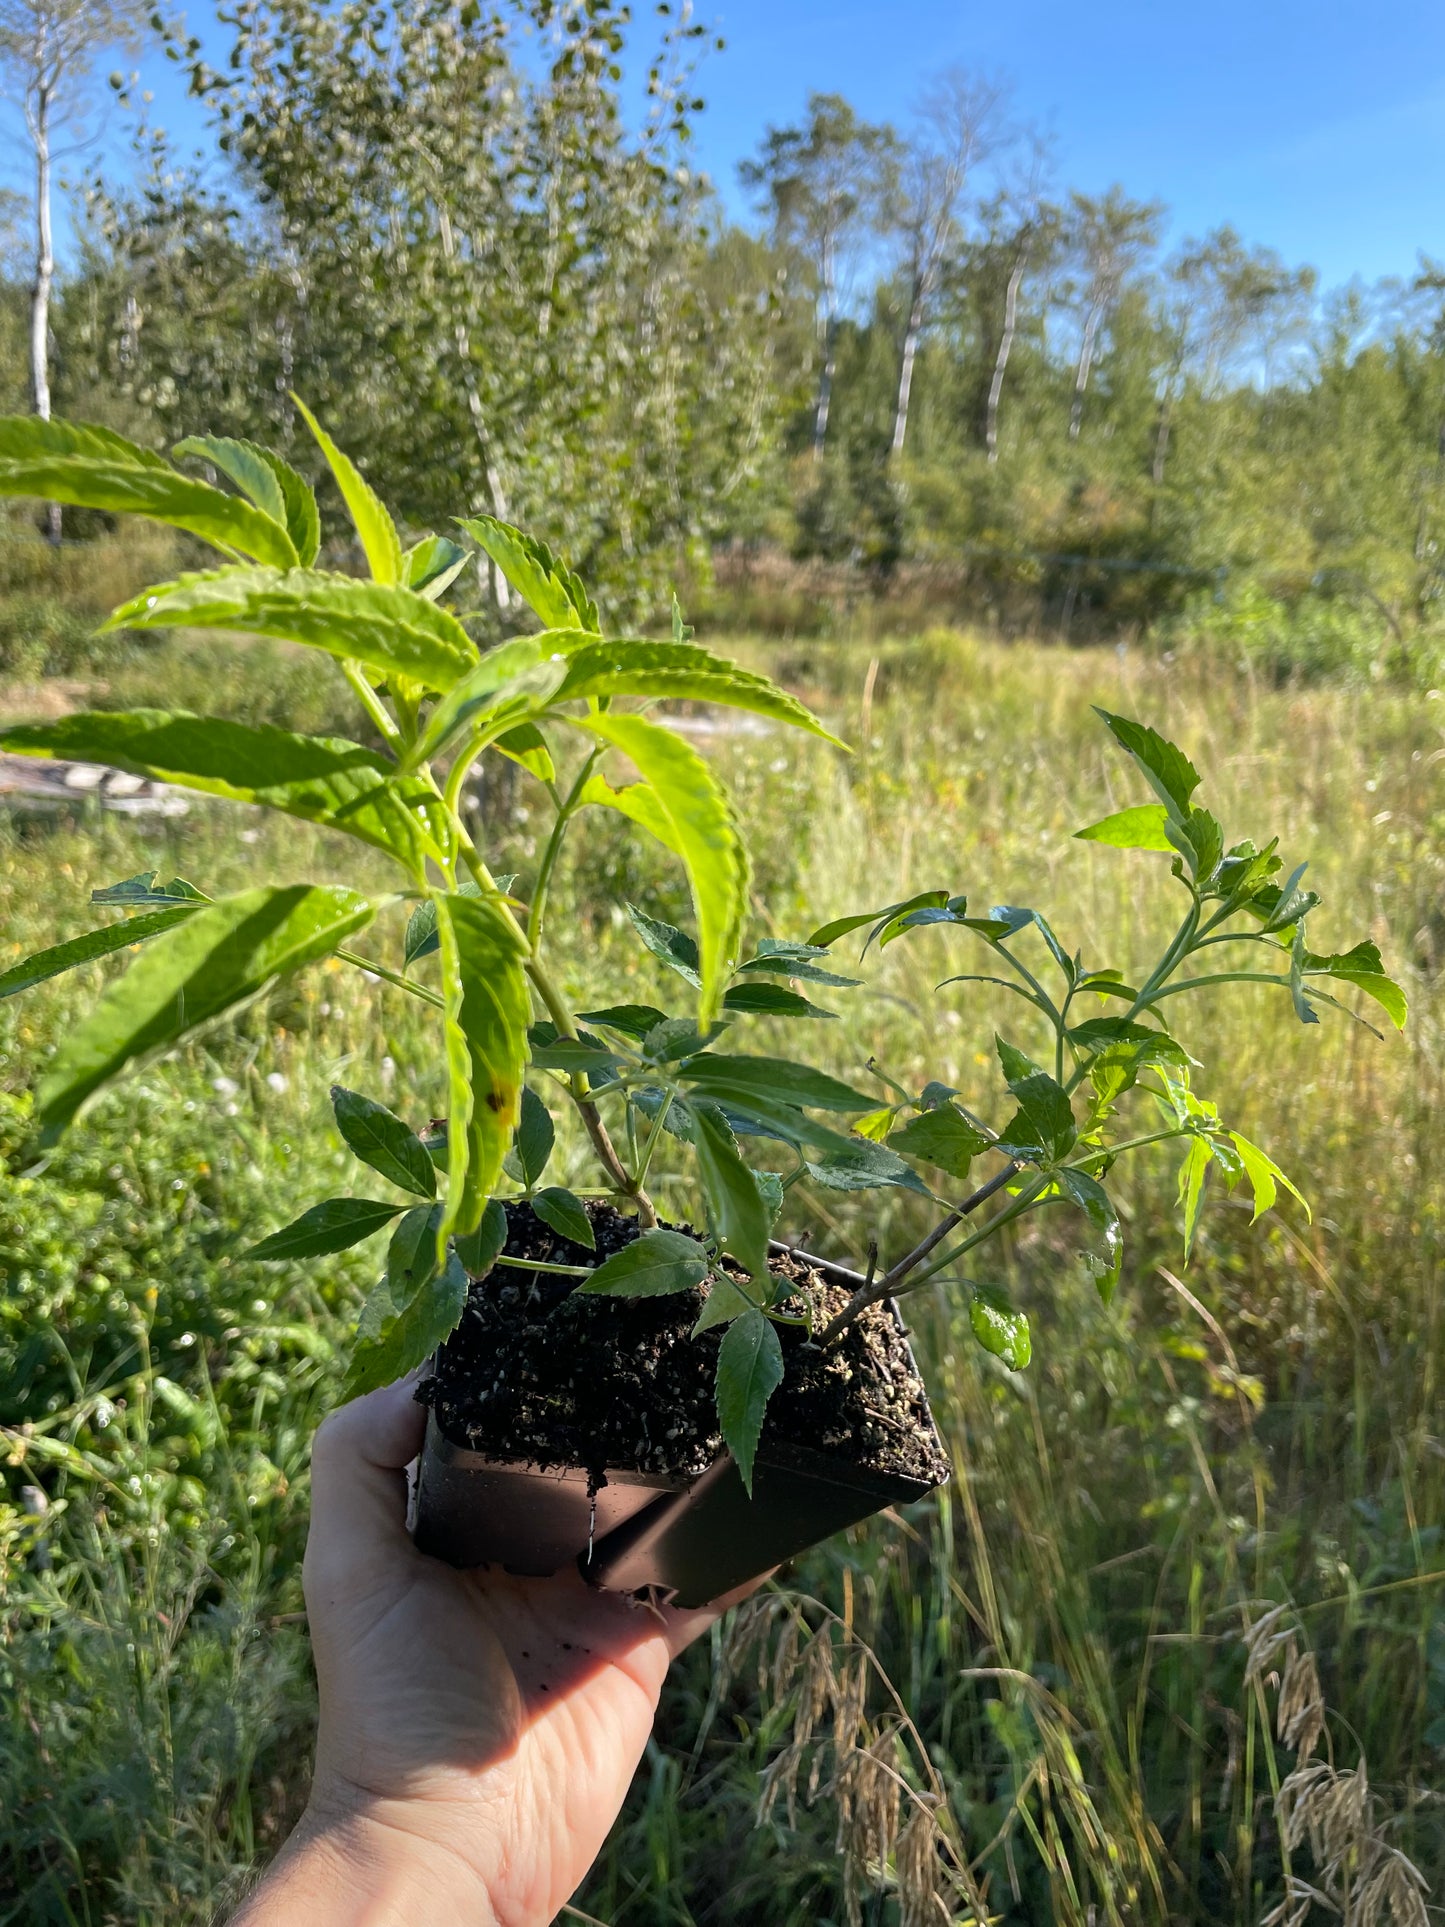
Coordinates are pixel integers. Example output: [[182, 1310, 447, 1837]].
[[1, 627, 1441, 1925]]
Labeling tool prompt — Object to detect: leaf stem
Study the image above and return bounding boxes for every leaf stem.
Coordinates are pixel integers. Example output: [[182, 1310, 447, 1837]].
[[1140, 972, 1290, 1005], [452, 839, 657, 1225], [528, 749, 601, 956], [341, 662, 404, 754], [815, 1158, 1025, 1344], [820, 901, 1210, 1349], [493, 1254, 594, 1278], [335, 947, 445, 1008]]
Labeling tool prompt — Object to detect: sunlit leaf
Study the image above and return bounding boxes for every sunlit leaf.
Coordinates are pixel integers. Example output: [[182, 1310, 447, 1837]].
[[572, 713, 748, 1022], [433, 891, 531, 1249], [331, 1086, 437, 1198], [458, 514, 599, 632], [293, 395, 402, 584], [37, 884, 373, 1141], [578, 1228, 711, 1297], [174, 434, 320, 566], [245, 1196, 403, 1262], [0, 416, 299, 566], [104, 567, 477, 693], [0, 710, 450, 876], [0, 907, 195, 1001]]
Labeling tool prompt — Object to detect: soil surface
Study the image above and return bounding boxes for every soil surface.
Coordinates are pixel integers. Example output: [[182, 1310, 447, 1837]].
[[420, 1201, 949, 1487]]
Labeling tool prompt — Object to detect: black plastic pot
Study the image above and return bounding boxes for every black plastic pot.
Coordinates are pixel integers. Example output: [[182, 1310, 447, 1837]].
[[412, 1298, 947, 1610]]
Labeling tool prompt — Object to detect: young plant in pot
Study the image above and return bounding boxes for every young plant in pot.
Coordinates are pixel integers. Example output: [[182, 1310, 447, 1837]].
[[0, 415, 1407, 1609]]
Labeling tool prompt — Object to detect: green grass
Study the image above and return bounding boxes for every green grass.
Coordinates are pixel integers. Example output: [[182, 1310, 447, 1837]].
[[1, 629, 1441, 1924]]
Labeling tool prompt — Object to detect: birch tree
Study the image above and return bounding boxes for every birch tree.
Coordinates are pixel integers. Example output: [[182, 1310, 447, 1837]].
[[741, 93, 896, 458], [1065, 186, 1160, 441], [979, 142, 1057, 463], [1152, 227, 1315, 485], [889, 67, 1009, 457], [0, 0, 148, 534]]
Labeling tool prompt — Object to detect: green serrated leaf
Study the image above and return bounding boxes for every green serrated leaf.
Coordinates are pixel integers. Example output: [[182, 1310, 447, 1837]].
[[996, 1039, 1076, 1159], [627, 906, 702, 987], [644, 1016, 725, 1063], [341, 1251, 468, 1401], [1057, 1168, 1122, 1300], [578, 1228, 711, 1297], [1073, 803, 1175, 851], [1289, 925, 1321, 1027], [103, 567, 476, 694], [572, 714, 748, 1024], [37, 885, 373, 1141], [578, 771, 683, 857], [402, 534, 471, 599], [557, 640, 845, 746], [387, 1203, 443, 1296], [458, 515, 600, 632], [804, 1140, 936, 1195], [293, 395, 402, 585], [576, 1003, 670, 1040], [969, 1287, 1032, 1370], [806, 891, 949, 952], [434, 892, 531, 1250], [531, 1186, 595, 1249], [1302, 941, 1407, 1030], [1178, 1136, 1214, 1259], [691, 1273, 755, 1334], [401, 637, 569, 772], [454, 1197, 509, 1278], [722, 981, 836, 1020], [716, 1308, 784, 1495], [526, 1023, 623, 1072], [1228, 1131, 1311, 1224], [690, 1101, 771, 1280], [1095, 710, 1202, 819], [887, 1104, 988, 1179], [682, 1053, 875, 1113], [245, 1196, 403, 1261], [0, 416, 299, 566], [0, 710, 450, 877], [515, 1086, 555, 1189], [331, 1086, 436, 1199], [0, 907, 196, 1001], [493, 721, 555, 783], [173, 434, 320, 565], [404, 879, 519, 968], [92, 871, 209, 908]]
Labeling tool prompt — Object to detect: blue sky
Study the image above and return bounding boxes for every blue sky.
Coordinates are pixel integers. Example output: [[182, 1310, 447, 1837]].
[[26, 0, 1445, 291]]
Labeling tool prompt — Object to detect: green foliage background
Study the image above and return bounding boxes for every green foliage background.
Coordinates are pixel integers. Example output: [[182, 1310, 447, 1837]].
[[2, 631, 1441, 1923]]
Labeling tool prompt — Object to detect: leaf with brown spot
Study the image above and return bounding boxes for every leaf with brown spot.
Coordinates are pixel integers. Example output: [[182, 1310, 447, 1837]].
[[433, 891, 531, 1260]]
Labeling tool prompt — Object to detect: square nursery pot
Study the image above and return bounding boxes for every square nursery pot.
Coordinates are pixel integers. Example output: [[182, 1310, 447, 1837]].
[[412, 1204, 949, 1610]]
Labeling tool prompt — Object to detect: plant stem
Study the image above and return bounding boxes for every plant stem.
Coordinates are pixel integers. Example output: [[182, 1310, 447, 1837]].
[[528, 750, 601, 956], [342, 662, 404, 754], [1141, 972, 1290, 1005], [632, 1090, 674, 1192], [454, 840, 656, 1224], [815, 1161, 1025, 1344], [493, 1254, 594, 1278], [335, 947, 445, 1009], [817, 902, 1210, 1349]]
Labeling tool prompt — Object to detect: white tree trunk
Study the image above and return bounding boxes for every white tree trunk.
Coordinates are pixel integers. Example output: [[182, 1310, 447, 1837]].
[[29, 77, 60, 542], [986, 252, 1026, 462], [890, 281, 925, 457], [1069, 301, 1103, 441]]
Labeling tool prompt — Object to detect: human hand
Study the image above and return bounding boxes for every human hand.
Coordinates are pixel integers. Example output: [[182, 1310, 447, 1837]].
[[236, 1376, 751, 1927]]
